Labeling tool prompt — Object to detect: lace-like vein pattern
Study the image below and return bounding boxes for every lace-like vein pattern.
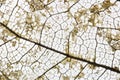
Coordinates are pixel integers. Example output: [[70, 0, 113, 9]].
[[0, 0, 120, 80]]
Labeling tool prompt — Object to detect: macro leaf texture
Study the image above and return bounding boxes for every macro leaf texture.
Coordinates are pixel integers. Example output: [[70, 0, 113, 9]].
[[0, 0, 120, 80]]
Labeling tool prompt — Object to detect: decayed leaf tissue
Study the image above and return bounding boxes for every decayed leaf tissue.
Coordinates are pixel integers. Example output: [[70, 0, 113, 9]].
[[0, 0, 120, 80]]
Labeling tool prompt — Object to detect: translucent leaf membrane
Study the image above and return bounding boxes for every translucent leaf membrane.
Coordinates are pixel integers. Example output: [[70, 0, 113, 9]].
[[0, 0, 120, 80]]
